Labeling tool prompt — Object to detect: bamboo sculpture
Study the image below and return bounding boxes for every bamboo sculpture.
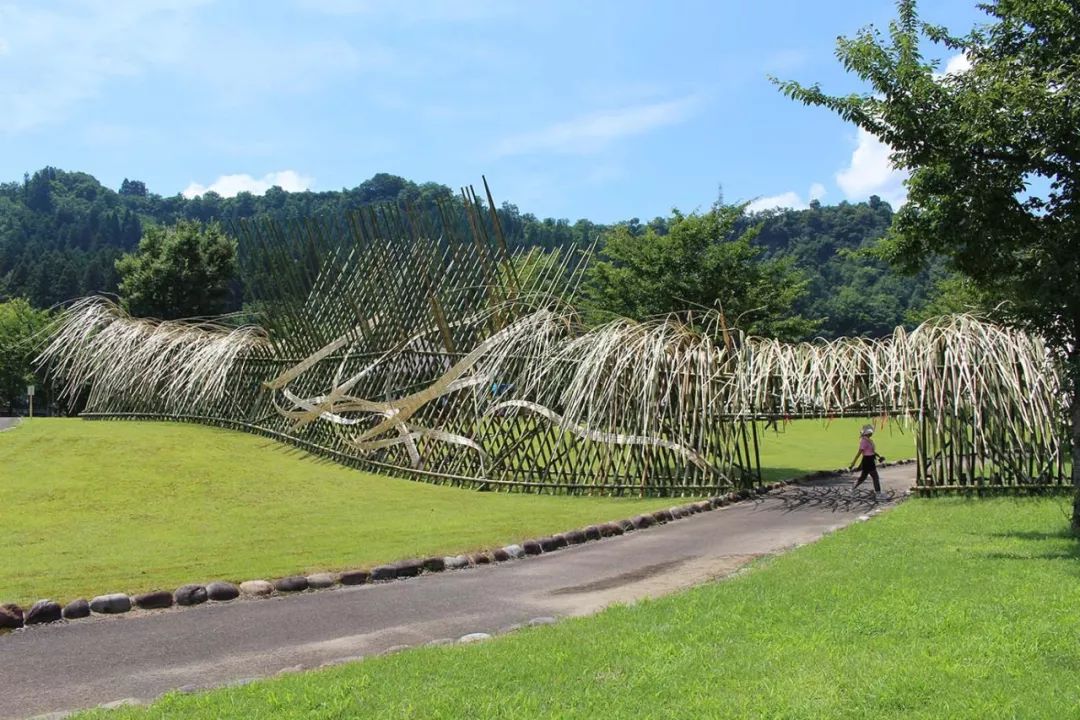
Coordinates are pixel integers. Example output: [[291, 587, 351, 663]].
[[38, 187, 1069, 495]]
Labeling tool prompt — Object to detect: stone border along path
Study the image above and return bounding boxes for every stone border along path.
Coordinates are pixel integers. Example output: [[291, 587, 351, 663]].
[[2, 463, 917, 720], [0, 461, 914, 633]]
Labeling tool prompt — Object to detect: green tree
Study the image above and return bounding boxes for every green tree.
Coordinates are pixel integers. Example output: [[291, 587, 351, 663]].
[[583, 204, 814, 340], [906, 274, 995, 325], [116, 220, 237, 319], [0, 298, 51, 413], [774, 0, 1080, 523]]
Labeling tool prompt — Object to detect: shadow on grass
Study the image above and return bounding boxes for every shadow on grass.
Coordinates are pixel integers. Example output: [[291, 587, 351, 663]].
[[987, 529, 1076, 542], [981, 549, 1080, 561], [978, 526, 1080, 564]]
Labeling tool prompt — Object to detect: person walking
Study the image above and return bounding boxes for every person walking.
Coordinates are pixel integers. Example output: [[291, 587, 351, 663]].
[[850, 424, 885, 498]]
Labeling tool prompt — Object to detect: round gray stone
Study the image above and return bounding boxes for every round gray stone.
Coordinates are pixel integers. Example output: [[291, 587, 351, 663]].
[[0, 603, 24, 629], [393, 559, 423, 578], [600, 522, 623, 536], [563, 529, 587, 544], [133, 590, 174, 610], [319, 655, 365, 668], [528, 616, 557, 627], [272, 576, 309, 593], [224, 678, 258, 688], [306, 573, 336, 589], [444, 555, 470, 570], [239, 580, 273, 597], [425, 638, 454, 647], [458, 632, 492, 644], [25, 600, 62, 625], [339, 570, 370, 585], [89, 594, 131, 614], [521, 540, 542, 555], [175, 585, 208, 606], [381, 644, 411, 655], [502, 544, 526, 559], [62, 598, 90, 620], [422, 557, 446, 573], [206, 581, 239, 601], [370, 565, 397, 581]]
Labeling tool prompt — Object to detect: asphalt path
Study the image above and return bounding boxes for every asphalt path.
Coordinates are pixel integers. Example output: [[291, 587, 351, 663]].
[[1, 466, 915, 719], [0, 417, 20, 432]]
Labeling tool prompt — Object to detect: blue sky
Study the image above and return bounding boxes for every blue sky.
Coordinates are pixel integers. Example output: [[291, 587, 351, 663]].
[[0, 0, 986, 222]]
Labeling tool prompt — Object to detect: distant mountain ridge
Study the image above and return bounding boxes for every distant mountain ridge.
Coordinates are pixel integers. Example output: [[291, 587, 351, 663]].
[[0, 167, 934, 339]]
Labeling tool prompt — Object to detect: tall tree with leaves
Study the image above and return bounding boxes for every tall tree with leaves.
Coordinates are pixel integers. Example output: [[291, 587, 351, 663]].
[[116, 220, 237, 320], [0, 298, 51, 414], [584, 203, 814, 340], [774, 0, 1080, 524]]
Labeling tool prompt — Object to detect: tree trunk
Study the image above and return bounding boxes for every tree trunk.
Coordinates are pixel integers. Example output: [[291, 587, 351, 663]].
[[1071, 366, 1080, 533]]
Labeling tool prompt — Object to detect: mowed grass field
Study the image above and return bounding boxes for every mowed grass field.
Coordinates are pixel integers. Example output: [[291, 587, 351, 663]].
[[0, 417, 912, 605], [78, 497, 1080, 720]]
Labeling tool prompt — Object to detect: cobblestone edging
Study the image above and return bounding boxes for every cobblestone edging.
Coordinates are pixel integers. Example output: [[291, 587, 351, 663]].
[[0, 461, 916, 634]]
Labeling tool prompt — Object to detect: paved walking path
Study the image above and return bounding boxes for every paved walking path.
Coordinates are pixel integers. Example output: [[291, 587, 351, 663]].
[[0, 417, 20, 432], [1, 466, 915, 719]]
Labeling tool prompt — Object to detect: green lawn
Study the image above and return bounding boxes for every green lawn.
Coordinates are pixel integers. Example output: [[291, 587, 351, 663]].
[[81, 497, 1080, 720], [755, 415, 912, 481], [0, 417, 909, 605]]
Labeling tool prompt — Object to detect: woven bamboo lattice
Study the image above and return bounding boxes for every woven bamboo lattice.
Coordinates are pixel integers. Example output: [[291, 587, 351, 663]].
[[39, 187, 1069, 495]]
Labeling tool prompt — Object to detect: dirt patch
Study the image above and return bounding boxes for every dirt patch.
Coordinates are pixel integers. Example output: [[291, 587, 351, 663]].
[[551, 558, 695, 595], [544, 553, 764, 616]]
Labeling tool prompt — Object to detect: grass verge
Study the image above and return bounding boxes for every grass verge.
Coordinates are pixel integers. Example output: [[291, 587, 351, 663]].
[[80, 496, 1080, 719], [0, 417, 910, 604]]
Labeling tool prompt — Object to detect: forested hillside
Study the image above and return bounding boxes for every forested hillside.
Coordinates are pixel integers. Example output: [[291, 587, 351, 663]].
[[743, 198, 939, 338], [0, 167, 939, 339]]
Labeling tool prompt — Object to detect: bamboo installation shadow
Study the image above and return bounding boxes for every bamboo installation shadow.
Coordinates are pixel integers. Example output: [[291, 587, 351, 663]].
[[753, 484, 895, 513]]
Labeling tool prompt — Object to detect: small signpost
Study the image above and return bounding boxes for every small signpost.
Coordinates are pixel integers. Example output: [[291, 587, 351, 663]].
[[26, 384, 34, 419]]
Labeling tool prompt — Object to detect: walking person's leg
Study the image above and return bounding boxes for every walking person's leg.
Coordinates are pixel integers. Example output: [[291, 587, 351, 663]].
[[854, 456, 872, 489], [870, 462, 881, 493]]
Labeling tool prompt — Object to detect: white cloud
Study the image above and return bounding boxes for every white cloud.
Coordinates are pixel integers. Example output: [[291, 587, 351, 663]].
[[0, 2, 207, 133], [943, 53, 971, 76], [182, 171, 314, 198], [0, 1, 382, 134], [835, 128, 907, 207], [746, 192, 805, 213], [493, 96, 700, 157], [746, 183, 827, 213], [827, 54, 967, 208]]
